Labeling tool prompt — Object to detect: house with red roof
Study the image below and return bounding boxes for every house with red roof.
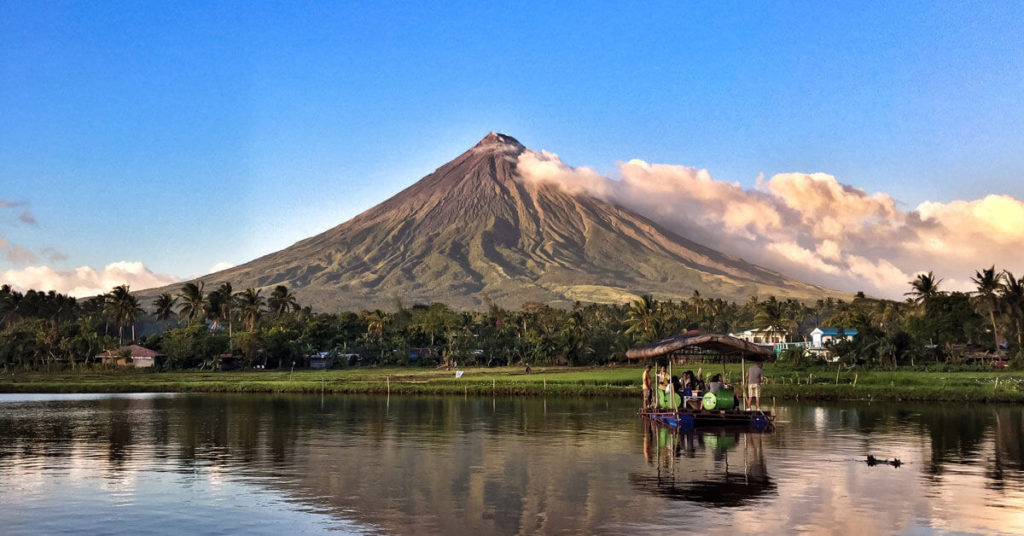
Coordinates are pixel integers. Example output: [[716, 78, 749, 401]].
[[95, 345, 166, 368]]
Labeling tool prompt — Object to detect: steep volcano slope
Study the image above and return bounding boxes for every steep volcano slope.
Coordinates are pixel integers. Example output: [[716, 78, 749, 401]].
[[145, 133, 846, 310]]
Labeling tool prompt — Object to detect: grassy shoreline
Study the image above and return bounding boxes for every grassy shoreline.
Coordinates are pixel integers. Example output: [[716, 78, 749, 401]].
[[1, 365, 1023, 403]]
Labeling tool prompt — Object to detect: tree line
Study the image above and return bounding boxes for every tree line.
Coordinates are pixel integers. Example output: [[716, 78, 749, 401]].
[[1, 265, 1022, 371]]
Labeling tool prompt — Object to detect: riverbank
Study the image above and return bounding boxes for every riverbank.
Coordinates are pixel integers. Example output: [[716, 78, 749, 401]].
[[1, 365, 1023, 402]]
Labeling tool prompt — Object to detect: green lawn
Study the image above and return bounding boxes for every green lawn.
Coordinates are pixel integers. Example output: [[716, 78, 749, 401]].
[[1, 365, 1022, 402]]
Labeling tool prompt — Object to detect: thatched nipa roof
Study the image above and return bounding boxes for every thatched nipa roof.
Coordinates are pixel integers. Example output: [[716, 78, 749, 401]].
[[626, 333, 772, 360]]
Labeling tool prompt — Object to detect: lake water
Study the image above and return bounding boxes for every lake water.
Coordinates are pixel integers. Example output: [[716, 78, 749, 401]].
[[0, 393, 1021, 535]]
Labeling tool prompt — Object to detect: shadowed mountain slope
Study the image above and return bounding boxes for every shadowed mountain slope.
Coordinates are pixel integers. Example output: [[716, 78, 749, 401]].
[[143, 133, 847, 310]]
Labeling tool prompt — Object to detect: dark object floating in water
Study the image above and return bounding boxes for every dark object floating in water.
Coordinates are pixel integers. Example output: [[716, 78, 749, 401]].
[[866, 455, 902, 468]]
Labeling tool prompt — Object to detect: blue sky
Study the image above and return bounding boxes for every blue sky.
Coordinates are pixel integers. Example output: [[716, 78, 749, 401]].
[[2, 1, 1023, 295]]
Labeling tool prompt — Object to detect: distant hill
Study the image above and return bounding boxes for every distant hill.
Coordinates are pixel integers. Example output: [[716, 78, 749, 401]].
[[142, 133, 848, 310]]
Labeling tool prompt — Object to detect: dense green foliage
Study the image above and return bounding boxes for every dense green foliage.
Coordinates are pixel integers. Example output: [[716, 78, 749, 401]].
[[2, 265, 1023, 372]]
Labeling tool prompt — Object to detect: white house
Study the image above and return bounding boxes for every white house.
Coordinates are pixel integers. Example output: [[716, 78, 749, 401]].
[[732, 326, 789, 345], [810, 327, 858, 349]]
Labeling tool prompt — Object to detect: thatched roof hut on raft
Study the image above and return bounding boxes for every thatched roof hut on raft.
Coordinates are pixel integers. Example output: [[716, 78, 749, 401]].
[[626, 333, 772, 363], [627, 333, 773, 385]]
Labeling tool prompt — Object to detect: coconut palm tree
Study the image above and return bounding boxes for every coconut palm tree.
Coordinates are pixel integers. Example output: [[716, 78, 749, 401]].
[[624, 295, 660, 343], [560, 308, 591, 365], [123, 293, 143, 342], [1000, 271, 1024, 349], [753, 296, 783, 329], [103, 284, 144, 345], [905, 272, 942, 305], [153, 293, 178, 324], [204, 282, 234, 333], [268, 285, 299, 316], [689, 290, 703, 318], [972, 266, 1004, 350], [0, 284, 20, 327], [236, 288, 265, 331], [176, 281, 206, 324]]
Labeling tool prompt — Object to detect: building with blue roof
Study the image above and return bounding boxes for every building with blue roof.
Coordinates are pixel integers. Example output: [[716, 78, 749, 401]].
[[810, 327, 858, 349]]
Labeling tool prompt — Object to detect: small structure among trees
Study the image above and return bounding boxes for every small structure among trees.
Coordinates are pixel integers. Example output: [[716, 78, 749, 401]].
[[732, 326, 789, 346], [95, 345, 165, 368], [810, 327, 857, 348]]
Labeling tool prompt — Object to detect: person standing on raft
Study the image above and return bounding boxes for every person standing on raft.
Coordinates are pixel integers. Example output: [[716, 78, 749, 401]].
[[641, 365, 653, 411], [747, 360, 764, 410]]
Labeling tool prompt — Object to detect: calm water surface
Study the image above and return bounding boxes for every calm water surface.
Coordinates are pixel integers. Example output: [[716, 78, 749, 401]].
[[0, 393, 1022, 535]]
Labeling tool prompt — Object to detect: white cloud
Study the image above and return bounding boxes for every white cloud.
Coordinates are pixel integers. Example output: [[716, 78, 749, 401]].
[[516, 150, 613, 199], [767, 241, 842, 276], [208, 261, 235, 274], [845, 255, 911, 293], [516, 151, 1024, 298], [1, 261, 181, 298]]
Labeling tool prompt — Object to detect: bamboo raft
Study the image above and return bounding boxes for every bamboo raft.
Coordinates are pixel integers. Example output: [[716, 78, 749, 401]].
[[640, 408, 775, 432]]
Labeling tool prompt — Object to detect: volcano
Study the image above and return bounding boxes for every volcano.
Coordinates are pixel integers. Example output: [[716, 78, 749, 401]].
[[147, 133, 844, 310]]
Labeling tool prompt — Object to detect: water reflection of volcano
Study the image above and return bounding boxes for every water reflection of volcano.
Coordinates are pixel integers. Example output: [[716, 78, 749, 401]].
[[632, 423, 776, 507]]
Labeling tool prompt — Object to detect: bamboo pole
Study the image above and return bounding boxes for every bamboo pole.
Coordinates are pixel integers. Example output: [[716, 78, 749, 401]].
[[741, 355, 747, 410]]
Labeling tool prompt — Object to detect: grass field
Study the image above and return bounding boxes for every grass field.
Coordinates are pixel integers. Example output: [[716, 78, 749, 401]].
[[2, 364, 1023, 402]]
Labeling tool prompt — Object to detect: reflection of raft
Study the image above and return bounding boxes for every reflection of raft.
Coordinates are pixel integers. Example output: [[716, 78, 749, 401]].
[[628, 470, 775, 507]]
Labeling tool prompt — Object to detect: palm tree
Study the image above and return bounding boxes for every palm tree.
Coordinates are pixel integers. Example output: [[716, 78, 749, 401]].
[[1000, 271, 1024, 349], [560, 308, 591, 365], [204, 282, 234, 333], [754, 296, 783, 329], [689, 290, 703, 318], [153, 293, 178, 324], [361, 309, 388, 363], [176, 281, 206, 324], [0, 284, 20, 327], [972, 266, 1004, 350], [905, 272, 942, 305], [103, 284, 143, 345], [236, 288, 265, 331], [268, 285, 299, 316], [624, 295, 660, 343], [123, 293, 143, 342]]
